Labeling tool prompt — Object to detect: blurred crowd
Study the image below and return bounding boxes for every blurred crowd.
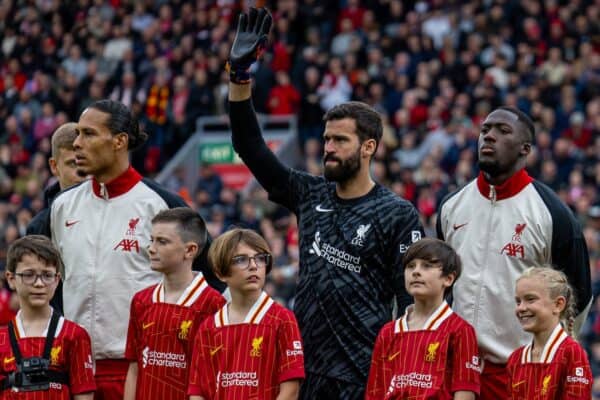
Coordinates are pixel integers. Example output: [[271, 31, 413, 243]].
[[0, 0, 599, 392]]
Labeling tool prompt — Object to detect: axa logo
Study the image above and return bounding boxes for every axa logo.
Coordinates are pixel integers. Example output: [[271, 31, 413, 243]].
[[50, 346, 61, 366], [351, 224, 371, 247], [250, 336, 263, 357], [114, 216, 142, 253], [425, 342, 439, 362], [114, 239, 140, 252], [501, 223, 527, 259], [178, 320, 192, 340]]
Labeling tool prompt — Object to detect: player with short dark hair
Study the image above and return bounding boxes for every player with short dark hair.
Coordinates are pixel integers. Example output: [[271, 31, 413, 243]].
[[437, 107, 592, 398], [226, 8, 424, 399], [0, 235, 96, 399], [366, 238, 480, 399], [124, 208, 225, 400], [188, 228, 304, 400]]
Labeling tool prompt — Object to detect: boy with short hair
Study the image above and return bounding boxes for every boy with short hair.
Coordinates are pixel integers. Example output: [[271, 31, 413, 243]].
[[366, 238, 480, 399], [124, 208, 225, 400], [0, 235, 96, 398], [188, 228, 305, 400]]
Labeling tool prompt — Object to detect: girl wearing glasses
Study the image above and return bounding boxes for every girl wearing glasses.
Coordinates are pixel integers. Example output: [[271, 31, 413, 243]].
[[188, 228, 305, 400]]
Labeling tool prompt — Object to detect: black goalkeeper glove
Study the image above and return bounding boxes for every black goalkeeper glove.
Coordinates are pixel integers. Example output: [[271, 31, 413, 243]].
[[228, 7, 272, 84]]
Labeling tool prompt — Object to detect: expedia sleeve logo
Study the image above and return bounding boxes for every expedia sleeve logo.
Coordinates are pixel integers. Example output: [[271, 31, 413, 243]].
[[286, 340, 303, 357]]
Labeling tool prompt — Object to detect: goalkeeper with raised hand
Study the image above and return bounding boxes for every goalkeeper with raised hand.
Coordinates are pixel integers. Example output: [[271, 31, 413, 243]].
[[227, 7, 424, 399]]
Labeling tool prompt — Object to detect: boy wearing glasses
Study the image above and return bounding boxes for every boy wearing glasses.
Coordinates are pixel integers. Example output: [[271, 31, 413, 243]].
[[124, 208, 225, 400], [188, 228, 305, 400], [0, 235, 96, 398]]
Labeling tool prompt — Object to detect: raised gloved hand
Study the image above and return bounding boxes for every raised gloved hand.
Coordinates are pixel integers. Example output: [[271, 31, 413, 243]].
[[228, 7, 272, 84]]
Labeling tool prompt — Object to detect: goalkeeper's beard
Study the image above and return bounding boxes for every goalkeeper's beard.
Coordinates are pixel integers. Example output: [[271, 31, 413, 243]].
[[323, 150, 361, 183]]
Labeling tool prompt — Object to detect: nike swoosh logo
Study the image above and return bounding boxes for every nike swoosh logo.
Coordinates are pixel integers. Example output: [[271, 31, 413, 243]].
[[388, 351, 401, 361], [210, 345, 223, 356], [65, 220, 80, 227], [453, 222, 468, 230], [315, 204, 334, 212], [512, 380, 526, 389], [3, 357, 14, 364], [142, 322, 155, 330]]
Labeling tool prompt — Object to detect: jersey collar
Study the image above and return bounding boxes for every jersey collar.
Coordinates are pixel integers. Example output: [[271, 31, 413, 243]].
[[521, 324, 567, 364], [152, 273, 208, 307], [92, 166, 142, 199], [13, 309, 65, 339], [395, 301, 453, 333], [215, 291, 274, 327], [476, 169, 533, 201]]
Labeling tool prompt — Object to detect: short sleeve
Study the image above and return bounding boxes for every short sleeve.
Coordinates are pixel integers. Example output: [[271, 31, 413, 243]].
[[449, 322, 480, 395], [276, 309, 305, 383], [124, 295, 140, 362], [68, 325, 96, 395]]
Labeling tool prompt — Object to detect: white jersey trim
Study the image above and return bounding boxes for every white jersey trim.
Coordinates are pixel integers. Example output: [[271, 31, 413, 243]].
[[214, 291, 274, 327], [152, 273, 208, 307], [394, 301, 453, 333], [521, 324, 567, 364], [15, 310, 65, 338]]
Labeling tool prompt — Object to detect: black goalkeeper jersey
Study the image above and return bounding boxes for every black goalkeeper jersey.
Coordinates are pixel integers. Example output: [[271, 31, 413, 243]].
[[229, 99, 424, 383]]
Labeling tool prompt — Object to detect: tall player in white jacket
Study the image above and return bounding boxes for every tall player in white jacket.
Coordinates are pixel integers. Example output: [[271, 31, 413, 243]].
[[37, 100, 221, 400], [437, 107, 591, 400]]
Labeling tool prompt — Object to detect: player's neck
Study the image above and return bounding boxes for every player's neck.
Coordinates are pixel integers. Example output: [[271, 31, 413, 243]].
[[18, 305, 53, 336], [335, 171, 375, 199], [228, 289, 262, 324], [408, 296, 445, 331], [162, 268, 195, 304], [94, 157, 130, 184], [531, 322, 559, 360]]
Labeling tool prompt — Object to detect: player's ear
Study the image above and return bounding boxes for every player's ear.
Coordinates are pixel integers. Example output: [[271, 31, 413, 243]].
[[553, 295, 566, 315], [361, 138, 376, 159], [5, 271, 15, 290], [113, 132, 128, 151], [48, 157, 58, 176], [442, 271, 456, 289], [521, 142, 531, 157], [185, 242, 199, 260]]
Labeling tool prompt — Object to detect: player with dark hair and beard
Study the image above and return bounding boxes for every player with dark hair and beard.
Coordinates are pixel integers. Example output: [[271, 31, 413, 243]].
[[437, 107, 591, 399], [226, 8, 424, 399]]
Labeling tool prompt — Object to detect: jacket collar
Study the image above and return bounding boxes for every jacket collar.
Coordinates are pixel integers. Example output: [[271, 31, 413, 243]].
[[92, 166, 142, 199], [476, 169, 533, 201]]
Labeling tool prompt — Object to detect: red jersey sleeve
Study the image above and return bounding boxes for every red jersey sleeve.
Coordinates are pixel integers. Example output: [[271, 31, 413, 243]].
[[124, 294, 140, 362], [365, 322, 392, 400], [449, 321, 480, 395], [67, 324, 96, 395], [563, 342, 592, 399], [188, 319, 214, 398], [276, 308, 305, 383]]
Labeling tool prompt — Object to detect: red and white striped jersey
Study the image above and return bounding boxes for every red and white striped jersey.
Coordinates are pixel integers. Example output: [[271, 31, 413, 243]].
[[507, 324, 592, 399], [188, 291, 305, 400], [366, 301, 480, 399], [125, 273, 225, 400], [0, 312, 96, 399]]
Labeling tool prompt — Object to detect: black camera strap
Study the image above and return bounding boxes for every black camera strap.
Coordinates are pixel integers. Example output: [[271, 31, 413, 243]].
[[3, 310, 68, 391], [7, 310, 60, 366]]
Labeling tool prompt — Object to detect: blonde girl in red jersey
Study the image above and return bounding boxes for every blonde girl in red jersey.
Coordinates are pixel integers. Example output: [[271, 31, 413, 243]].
[[507, 267, 592, 399]]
